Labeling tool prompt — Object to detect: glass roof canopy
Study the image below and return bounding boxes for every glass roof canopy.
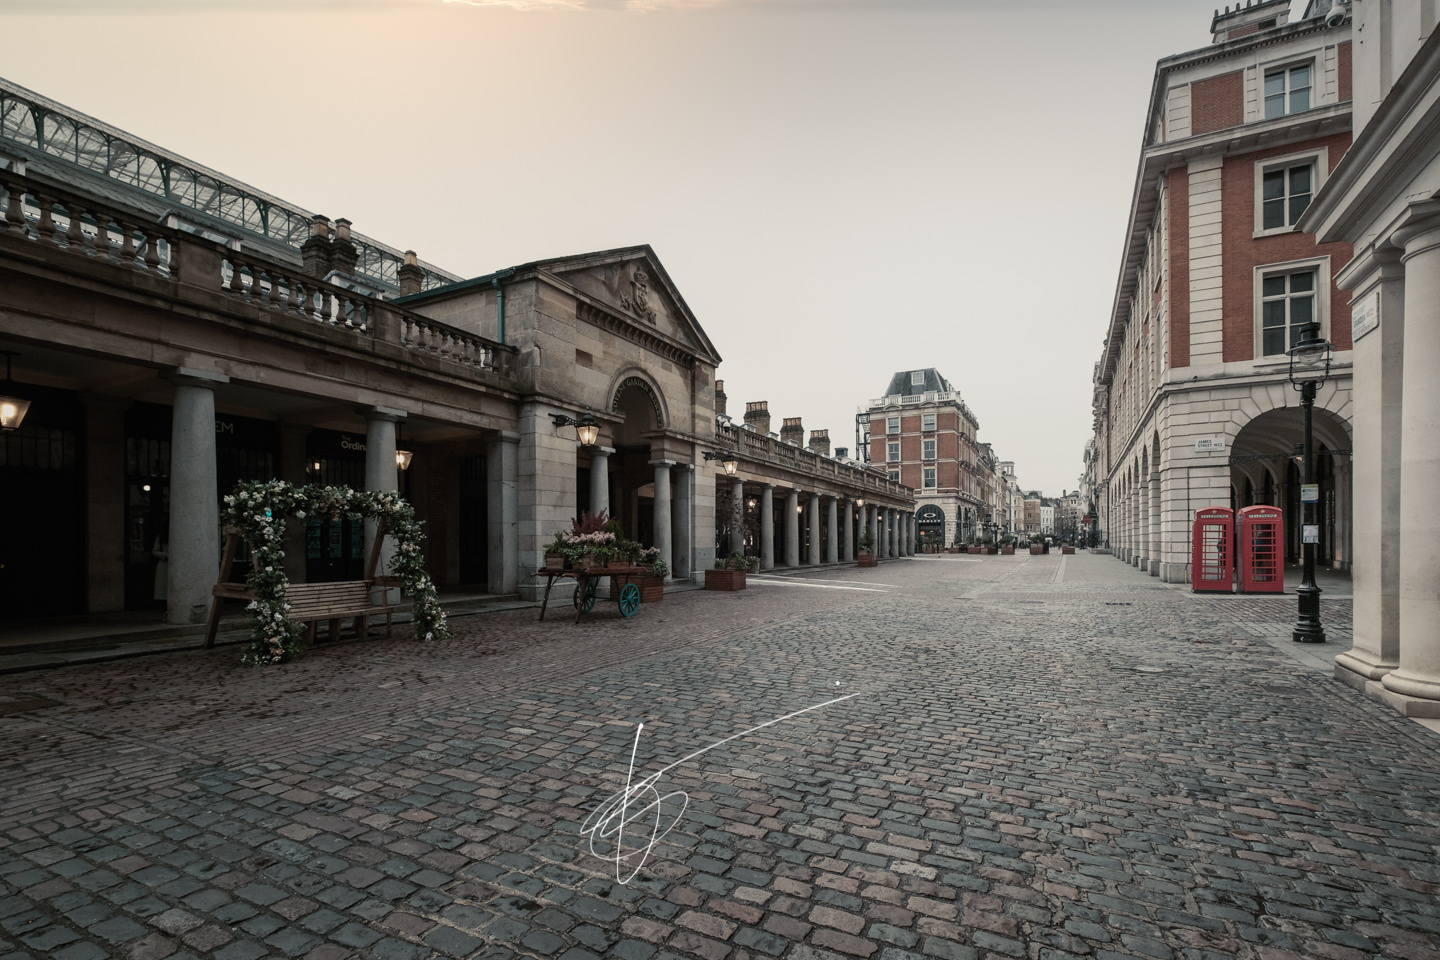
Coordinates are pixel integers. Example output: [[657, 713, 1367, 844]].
[[0, 78, 461, 294]]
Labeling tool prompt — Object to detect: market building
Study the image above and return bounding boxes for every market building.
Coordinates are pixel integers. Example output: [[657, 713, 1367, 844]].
[[1092, 0, 1355, 582], [0, 77, 914, 626]]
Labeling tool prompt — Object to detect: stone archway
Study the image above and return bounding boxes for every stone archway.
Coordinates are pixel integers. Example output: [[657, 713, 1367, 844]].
[[608, 372, 668, 546], [1231, 405, 1351, 565]]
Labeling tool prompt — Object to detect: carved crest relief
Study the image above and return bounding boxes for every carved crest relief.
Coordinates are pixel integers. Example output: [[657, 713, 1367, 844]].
[[602, 263, 658, 324]]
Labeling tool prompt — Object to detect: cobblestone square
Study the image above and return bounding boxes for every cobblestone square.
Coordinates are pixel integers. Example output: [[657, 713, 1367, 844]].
[[3, 553, 1437, 960]]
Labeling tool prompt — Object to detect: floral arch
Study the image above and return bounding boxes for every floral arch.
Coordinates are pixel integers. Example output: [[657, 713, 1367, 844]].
[[221, 479, 450, 666]]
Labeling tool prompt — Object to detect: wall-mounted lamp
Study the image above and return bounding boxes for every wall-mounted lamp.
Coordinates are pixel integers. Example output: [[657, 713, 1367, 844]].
[[855, 497, 865, 508], [704, 449, 740, 476], [551, 407, 600, 447], [746, 498, 757, 510], [0, 351, 32, 433], [395, 422, 413, 471]]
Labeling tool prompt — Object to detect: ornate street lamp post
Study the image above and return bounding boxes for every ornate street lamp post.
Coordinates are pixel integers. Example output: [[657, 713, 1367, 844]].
[[1288, 321, 1331, 644], [550, 407, 600, 447]]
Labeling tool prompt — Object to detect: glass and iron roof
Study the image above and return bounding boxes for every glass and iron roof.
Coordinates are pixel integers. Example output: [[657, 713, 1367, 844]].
[[0, 77, 461, 295]]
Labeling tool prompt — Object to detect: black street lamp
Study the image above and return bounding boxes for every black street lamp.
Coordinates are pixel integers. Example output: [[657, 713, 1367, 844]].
[[703, 449, 740, 476], [1288, 320, 1331, 644]]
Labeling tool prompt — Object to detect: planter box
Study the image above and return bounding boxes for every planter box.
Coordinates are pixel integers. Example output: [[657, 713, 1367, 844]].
[[1001, 546, 1014, 555], [1062, 546, 1075, 555], [985, 546, 999, 555], [857, 554, 877, 567], [968, 546, 983, 555], [544, 553, 565, 571], [636, 575, 664, 603], [705, 569, 747, 591], [1030, 545, 1044, 555]]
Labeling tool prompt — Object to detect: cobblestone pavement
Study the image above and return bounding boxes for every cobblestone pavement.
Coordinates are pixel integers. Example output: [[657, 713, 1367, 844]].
[[3, 552, 1435, 960]]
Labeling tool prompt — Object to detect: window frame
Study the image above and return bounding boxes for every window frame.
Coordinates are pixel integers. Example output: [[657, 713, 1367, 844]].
[[1253, 147, 1327, 237], [921, 412, 936, 432], [1263, 60, 1314, 120], [922, 466, 936, 489], [910, 371, 925, 386], [887, 441, 900, 462], [1253, 257, 1330, 360], [922, 438, 936, 461], [886, 416, 900, 435], [888, 469, 900, 482]]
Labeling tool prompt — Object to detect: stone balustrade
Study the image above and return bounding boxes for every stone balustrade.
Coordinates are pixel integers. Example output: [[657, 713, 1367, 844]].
[[719, 422, 910, 500], [1, 173, 179, 277], [0, 170, 513, 380]]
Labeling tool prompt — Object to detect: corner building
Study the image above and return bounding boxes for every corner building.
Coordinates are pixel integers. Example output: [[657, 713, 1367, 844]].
[[1095, 1, 1355, 583], [863, 369, 984, 548]]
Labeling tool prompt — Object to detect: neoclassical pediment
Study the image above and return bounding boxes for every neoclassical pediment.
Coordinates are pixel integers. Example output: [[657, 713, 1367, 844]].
[[537, 246, 721, 366]]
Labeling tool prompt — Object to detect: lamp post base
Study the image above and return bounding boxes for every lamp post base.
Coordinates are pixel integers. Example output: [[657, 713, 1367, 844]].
[[1292, 583, 1326, 643]]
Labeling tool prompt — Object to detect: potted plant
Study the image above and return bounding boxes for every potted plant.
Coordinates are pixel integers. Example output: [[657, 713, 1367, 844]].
[[1000, 535, 1015, 556], [857, 529, 877, 567], [544, 531, 567, 571], [706, 552, 750, 590], [636, 554, 667, 602]]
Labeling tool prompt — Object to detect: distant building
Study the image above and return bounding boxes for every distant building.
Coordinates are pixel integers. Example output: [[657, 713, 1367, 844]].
[[862, 369, 984, 547]]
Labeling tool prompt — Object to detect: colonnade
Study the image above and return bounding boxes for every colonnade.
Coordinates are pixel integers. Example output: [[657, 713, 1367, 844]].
[[732, 482, 914, 570]]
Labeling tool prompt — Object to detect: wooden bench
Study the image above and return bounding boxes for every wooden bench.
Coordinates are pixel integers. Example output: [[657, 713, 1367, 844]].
[[285, 579, 394, 645], [205, 516, 397, 648]]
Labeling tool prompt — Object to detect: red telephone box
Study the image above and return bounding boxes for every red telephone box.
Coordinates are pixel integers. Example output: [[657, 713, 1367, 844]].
[[1191, 507, 1234, 592], [1238, 505, 1284, 593]]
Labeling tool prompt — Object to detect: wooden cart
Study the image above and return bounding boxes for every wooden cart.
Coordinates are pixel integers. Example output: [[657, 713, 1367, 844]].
[[535, 565, 648, 623]]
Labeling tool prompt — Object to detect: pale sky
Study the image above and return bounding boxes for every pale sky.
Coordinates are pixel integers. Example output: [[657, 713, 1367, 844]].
[[1, 0, 1312, 496]]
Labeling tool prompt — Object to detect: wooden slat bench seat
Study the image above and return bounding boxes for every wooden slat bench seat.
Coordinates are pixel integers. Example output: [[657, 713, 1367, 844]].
[[285, 580, 394, 645]]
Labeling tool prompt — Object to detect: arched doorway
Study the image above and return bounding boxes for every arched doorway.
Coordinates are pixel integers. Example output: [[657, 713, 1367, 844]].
[[608, 374, 666, 545], [917, 504, 945, 549], [1230, 405, 1350, 566]]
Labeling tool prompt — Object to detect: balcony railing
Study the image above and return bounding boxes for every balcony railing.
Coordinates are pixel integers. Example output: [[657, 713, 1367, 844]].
[[718, 423, 912, 500], [0, 170, 514, 379]]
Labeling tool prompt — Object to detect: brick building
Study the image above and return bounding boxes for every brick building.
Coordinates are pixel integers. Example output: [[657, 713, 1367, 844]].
[[1093, 0, 1355, 582], [863, 369, 987, 547]]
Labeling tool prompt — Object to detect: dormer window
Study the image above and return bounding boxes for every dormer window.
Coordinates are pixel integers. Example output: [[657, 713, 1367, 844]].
[[911, 371, 925, 386]]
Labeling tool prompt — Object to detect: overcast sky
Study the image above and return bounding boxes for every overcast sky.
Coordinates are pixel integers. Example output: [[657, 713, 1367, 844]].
[[3, 0, 1312, 496]]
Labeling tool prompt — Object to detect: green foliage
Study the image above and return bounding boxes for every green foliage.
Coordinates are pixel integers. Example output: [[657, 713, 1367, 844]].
[[221, 480, 450, 666]]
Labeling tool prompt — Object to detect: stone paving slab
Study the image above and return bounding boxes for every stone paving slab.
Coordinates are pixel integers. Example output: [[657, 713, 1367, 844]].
[[1, 552, 1432, 960]]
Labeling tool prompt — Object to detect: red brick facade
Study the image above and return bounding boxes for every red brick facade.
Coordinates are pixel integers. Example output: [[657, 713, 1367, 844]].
[[1219, 133, 1355, 362], [1338, 41, 1353, 103], [1168, 166, 1190, 369], [1191, 71, 1244, 135]]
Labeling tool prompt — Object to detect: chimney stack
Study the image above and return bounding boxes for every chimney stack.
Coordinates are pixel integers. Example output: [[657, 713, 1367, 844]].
[[744, 401, 771, 435], [331, 218, 358, 277], [780, 417, 804, 447], [301, 214, 333, 278], [808, 429, 830, 457], [715, 379, 727, 418], [398, 250, 425, 297]]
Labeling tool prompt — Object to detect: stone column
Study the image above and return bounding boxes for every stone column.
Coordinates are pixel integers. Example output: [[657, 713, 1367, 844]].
[[826, 497, 839, 564], [1381, 221, 1440, 712], [730, 477, 746, 558], [867, 505, 878, 557], [652, 460, 675, 573], [808, 493, 821, 566], [1337, 250, 1405, 689], [1150, 467, 1161, 576], [785, 488, 800, 568], [278, 423, 309, 585], [674, 464, 694, 580], [590, 446, 613, 518], [365, 408, 404, 602], [906, 511, 914, 556], [167, 369, 228, 624], [487, 432, 520, 595], [839, 498, 852, 562], [760, 484, 775, 571]]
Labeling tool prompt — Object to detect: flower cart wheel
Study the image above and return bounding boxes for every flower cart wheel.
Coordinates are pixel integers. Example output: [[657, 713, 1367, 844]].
[[618, 582, 640, 618], [573, 579, 597, 613]]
